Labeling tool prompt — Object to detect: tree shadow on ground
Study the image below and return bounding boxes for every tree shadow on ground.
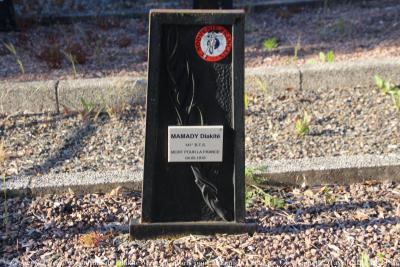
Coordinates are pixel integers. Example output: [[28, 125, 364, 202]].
[[255, 200, 399, 234], [21, 121, 98, 177]]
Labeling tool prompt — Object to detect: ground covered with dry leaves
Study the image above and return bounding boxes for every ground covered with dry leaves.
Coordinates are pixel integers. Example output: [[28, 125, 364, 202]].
[[0, 0, 399, 82], [0, 181, 399, 266]]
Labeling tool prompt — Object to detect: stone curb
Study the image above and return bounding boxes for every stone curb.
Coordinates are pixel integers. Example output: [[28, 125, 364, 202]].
[[5, 170, 143, 196], [1, 57, 399, 114], [0, 77, 147, 114], [252, 153, 400, 186], [5, 154, 400, 196]]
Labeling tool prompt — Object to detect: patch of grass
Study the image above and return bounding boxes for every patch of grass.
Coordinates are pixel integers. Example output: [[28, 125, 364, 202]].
[[374, 75, 400, 110], [320, 186, 336, 205], [66, 42, 87, 64], [245, 189, 257, 209], [80, 98, 115, 120], [245, 167, 264, 186], [319, 50, 335, 63], [295, 111, 311, 137], [244, 94, 249, 110], [359, 251, 371, 267], [37, 45, 63, 69], [4, 42, 25, 74], [255, 77, 268, 92], [263, 37, 278, 52], [293, 34, 301, 63], [64, 52, 77, 77], [246, 185, 286, 209], [306, 59, 318, 65], [374, 75, 399, 94], [392, 93, 400, 110]]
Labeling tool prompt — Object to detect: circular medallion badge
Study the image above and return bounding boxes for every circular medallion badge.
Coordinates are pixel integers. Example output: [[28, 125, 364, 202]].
[[195, 25, 232, 62]]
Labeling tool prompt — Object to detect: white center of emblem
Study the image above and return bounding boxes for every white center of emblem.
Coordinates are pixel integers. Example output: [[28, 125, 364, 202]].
[[200, 31, 227, 57]]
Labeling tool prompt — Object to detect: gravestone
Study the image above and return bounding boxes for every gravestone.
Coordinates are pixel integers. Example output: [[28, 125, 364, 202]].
[[193, 0, 233, 9], [0, 0, 16, 31], [130, 9, 256, 239]]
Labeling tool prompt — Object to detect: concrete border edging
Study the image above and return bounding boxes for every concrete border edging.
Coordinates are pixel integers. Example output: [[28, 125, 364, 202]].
[[6, 170, 143, 196], [0, 76, 147, 114], [300, 58, 400, 91], [5, 154, 400, 196], [1, 57, 400, 114], [252, 153, 400, 186]]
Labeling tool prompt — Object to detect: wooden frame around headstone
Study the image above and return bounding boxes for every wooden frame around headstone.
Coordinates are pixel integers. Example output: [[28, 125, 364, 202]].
[[130, 9, 255, 239]]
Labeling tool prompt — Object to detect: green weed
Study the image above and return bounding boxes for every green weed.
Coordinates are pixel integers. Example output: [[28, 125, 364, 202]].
[[4, 43, 25, 74], [245, 190, 257, 209], [306, 59, 318, 65], [245, 167, 264, 186], [263, 37, 278, 52], [374, 75, 400, 110], [80, 98, 115, 120], [64, 52, 77, 77], [376, 251, 385, 266], [359, 251, 371, 267], [295, 111, 311, 137], [293, 34, 301, 63], [246, 185, 286, 209], [255, 77, 268, 92], [81, 98, 96, 115], [392, 93, 400, 110], [244, 94, 249, 110], [374, 75, 399, 94], [320, 186, 336, 205], [319, 50, 334, 63]]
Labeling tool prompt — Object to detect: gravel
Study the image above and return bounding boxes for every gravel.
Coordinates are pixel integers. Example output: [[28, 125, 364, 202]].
[[245, 86, 400, 164], [1, 181, 399, 266], [1, 85, 400, 177], [0, 105, 146, 177], [1, 0, 400, 82]]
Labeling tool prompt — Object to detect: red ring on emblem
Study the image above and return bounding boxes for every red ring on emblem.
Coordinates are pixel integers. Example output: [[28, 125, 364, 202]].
[[195, 25, 232, 62]]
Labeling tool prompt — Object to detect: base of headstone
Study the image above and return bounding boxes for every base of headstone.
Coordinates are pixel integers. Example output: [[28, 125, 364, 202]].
[[129, 220, 257, 239]]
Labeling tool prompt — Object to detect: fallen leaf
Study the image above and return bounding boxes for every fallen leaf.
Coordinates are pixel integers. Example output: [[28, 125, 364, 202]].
[[67, 187, 75, 196], [364, 180, 379, 186], [304, 189, 314, 198], [79, 232, 104, 248], [108, 186, 123, 197], [354, 211, 369, 221], [0, 142, 7, 162]]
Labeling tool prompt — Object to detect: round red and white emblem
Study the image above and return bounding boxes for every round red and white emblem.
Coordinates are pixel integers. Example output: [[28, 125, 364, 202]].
[[195, 25, 232, 62]]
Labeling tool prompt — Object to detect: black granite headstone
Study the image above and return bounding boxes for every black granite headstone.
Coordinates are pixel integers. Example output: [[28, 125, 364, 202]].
[[130, 10, 255, 239], [0, 0, 16, 31]]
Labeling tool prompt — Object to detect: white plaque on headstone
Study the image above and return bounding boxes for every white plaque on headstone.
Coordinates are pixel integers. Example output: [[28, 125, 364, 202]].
[[168, 125, 223, 162]]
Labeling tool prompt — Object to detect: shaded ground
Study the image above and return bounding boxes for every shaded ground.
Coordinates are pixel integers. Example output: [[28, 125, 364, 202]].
[[1, 180, 399, 266], [1, 85, 399, 177], [0, 0, 399, 82]]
